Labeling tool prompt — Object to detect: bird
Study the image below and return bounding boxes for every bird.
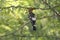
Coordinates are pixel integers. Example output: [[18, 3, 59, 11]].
[[28, 8, 36, 31]]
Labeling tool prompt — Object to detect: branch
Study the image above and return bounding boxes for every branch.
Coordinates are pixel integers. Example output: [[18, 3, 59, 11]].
[[0, 21, 30, 38], [42, 0, 60, 16], [0, 4, 60, 10], [53, 4, 60, 8], [0, 0, 60, 10], [37, 15, 53, 19], [0, 5, 50, 10]]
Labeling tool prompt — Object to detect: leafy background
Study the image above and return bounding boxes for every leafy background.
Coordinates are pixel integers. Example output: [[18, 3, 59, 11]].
[[0, 0, 60, 40]]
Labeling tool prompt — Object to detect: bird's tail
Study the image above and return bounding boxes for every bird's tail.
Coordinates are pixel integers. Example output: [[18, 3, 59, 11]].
[[33, 25, 36, 30]]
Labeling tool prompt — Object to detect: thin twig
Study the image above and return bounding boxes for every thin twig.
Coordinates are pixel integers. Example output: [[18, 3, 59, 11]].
[[0, 21, 30, 38], [42, 0, 60, 16]]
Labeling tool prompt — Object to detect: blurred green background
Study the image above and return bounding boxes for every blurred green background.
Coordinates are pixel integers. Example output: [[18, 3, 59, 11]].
[[0, 0, 60, 40]]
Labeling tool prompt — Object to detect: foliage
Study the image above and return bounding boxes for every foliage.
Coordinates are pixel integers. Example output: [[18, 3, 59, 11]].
[[0, 0, 60, 40]]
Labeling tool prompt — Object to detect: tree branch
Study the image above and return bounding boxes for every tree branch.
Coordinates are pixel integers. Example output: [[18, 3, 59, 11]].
[[42, 0, 60, 16]]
